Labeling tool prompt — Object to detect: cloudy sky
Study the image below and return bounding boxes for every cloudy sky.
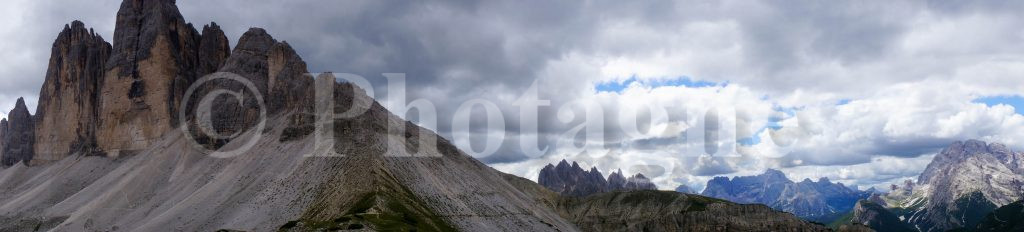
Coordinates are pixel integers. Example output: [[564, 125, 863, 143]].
[[2, 0, 1024, 191]]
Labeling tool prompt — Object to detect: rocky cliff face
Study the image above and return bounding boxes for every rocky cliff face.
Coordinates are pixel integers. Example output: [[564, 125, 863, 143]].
[[32, 21, 111, 162], [95, 0, 228, 155], [2, 0, 308, 165], [702, 169, 871, 220], [7, 0, 235, 165], [538, 160, 657, 197], [2, 99, 34, 166]]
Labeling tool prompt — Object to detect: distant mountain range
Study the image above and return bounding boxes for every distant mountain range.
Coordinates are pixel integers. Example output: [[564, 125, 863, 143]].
[[701, 168, 872, 221], [537, 159, 657, 197], [698, 140, 1024, 231]]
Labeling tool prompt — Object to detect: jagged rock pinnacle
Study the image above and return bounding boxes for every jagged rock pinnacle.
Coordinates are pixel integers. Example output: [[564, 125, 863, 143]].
[[33, 19, 110, 161]]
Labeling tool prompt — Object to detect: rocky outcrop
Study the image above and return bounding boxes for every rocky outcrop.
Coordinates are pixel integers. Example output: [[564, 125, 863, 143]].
[[32, 21, 111, 161], [538, 160, 657, 197], [702, 169, 871, 220], [2, 98, 35, 166]]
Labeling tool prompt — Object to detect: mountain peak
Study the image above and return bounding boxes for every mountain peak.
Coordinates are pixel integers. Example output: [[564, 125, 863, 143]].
[[13, 98, 26, 110], [633, 173, 647, 179], [920, 139, 1022, 184], [107, 0, 194, 73], [763, 168, 787, 178], [556, 159, 570, 169], [2, 97, 34, 166], [909, 139, 1024, 231], [31, 18, 112, 162], [54, 20, 108, 50], [237, 28, 274, 48], [204, 21, 220, 30]]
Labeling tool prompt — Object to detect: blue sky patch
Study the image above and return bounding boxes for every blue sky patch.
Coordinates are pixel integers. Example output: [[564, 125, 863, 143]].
[[738, 106, 797, 146], [836, 99, 851, 105], [595, 75, 721, 93], [974, 95, 1024, 115]]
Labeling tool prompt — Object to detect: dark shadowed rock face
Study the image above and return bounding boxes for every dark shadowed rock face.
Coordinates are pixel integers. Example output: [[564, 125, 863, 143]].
[[848, 200, 915, 232], [197, 22, 230, 76], [2, 98, 35, 166], [33, 21, 111, 161], [0, 119, 7, 163], [702, 169, 871, 220], [973, 200, 1024, 232], [105, 0, 200, 78], [184, 27, 314, 149], [538, 160, 656, 197], [218, 28, 313, 114]]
